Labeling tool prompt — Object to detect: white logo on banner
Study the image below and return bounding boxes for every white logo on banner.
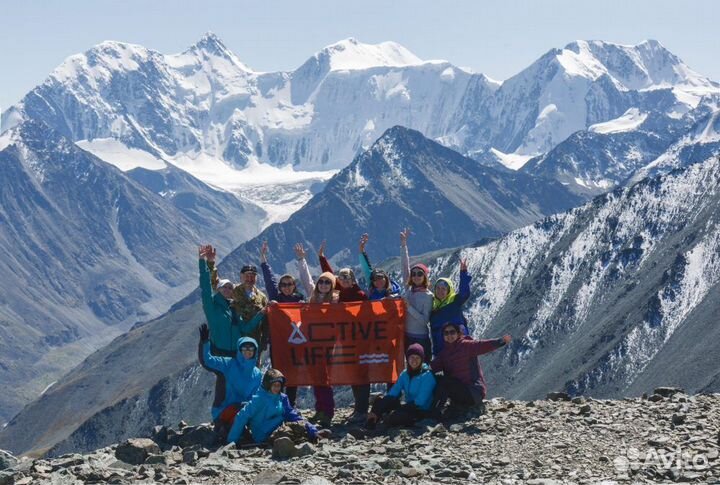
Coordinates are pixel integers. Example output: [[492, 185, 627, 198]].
[[288, 321, 307, 345], [358, 353, 390, 364]]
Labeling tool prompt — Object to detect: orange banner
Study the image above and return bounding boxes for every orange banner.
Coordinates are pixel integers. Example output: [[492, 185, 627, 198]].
[[268, 300, 405, 386]]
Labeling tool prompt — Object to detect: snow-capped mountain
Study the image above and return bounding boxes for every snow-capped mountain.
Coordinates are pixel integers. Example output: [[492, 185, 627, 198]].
[[0, 120, 260, 424], [4, 34, 716, 206], [521, 104, 720, 195], [3, 150, 719, 458]]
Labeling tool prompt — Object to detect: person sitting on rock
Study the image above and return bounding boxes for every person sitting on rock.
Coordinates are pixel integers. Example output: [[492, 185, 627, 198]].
[[198, 324, 263, 440], [227, 369, 329, 445], [365, 343, 436, 429], [431, 322, 511, 420]]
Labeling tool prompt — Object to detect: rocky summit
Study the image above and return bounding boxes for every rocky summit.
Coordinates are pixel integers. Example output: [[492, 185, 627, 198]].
[[1, 390, 718, 484]]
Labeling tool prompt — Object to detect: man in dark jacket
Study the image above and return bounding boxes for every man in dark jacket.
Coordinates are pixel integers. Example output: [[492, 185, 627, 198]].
[[431, 322, 511, 419]]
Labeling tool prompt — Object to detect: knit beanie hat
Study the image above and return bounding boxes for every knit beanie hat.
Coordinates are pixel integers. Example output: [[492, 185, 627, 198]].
[[405, 343, 425, 362]]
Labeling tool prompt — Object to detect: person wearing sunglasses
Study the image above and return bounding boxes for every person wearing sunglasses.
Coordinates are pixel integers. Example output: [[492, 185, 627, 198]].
[[316, 240, 371, 424], [399, 228, 434, 362], [430, 322, 511, 420], [259, 240, 306, 406], [358, 233, 401, 300], [293, 243, 338, 428], [197, 323, 262, 442], [260, 240, 306, 304], [429, 257, 472, 356]]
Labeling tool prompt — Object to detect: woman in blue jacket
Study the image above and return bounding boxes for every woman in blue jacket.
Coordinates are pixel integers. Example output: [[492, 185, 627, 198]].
[[365, 344, 436, 428], [227, 369, 320, 444], [429, 258, 472, 356], [197, 325, 263, 440]]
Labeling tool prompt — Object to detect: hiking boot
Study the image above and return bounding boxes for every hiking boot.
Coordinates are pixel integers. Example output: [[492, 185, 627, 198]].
[[310, 411, 332, 428], [347, 411, 367, 424]]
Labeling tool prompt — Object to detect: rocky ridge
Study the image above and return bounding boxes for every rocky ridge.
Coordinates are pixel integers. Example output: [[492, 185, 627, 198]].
[[1, 389, 718, 484]]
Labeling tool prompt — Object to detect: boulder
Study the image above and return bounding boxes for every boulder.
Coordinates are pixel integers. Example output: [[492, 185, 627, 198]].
[[654, 387, 684, 398], [114, 438, 161, 465], [546, 392, 571, 402], [272, 437, 296, 460]]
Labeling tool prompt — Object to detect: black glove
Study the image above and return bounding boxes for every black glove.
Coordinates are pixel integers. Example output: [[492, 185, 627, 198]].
[[199, 323, 210, 342]]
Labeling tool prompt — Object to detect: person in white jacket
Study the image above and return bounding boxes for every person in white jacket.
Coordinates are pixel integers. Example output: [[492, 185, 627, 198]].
[[399, 228, 434, 361]]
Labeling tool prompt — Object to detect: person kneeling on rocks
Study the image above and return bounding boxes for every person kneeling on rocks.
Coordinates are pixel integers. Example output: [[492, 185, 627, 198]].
[[430, 322, 511, 419], [228, 369, 330, 445], [366, 343, 437, 429], [198, 324, 262, 441]]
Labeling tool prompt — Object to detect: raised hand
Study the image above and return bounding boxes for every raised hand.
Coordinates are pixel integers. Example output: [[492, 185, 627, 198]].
[[460, 258, 468, 272], [400, 228, 410, 247], [198, 245, 207, 259], [207, 245, 217, 263], [199, 323, 210, 342], [318, 240, 326, 258], [294, 243, 306, 260], [260, 240, 268, 263], [359, 233, 369, 253]]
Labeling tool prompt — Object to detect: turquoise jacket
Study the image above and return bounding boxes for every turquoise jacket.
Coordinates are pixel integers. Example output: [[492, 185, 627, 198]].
[[387, 363, 437, 410], [199, 259, 264, 355], [200, 337, 262, 420], [227, 388, 310, 443]]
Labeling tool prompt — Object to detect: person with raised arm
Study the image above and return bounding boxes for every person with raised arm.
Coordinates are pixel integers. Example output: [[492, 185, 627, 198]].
[[293, 242, 337, 428], [199, 245, 265, 357], [260, 240, 306, 304], [316, 240, 370, 423], [431, 322, 511, 420], [399, 229, 434, 361], [208, 250, 269, 360], [429, 257, 472, 356], [197, 323, 262, 441], [259, 240, 306, 406], [358, 233, 401, 300]]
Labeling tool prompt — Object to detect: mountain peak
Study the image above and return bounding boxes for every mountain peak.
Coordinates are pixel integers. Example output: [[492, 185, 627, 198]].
[[554, 39, 712, 90], [181, 32, 251, 71], [190, 32, 230, 55], [314, 38, 424, 71]]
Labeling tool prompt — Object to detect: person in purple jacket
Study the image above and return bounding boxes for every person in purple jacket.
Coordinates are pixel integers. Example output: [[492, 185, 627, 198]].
[[430, 322, 511, 419], [259, 240, 306, 407]]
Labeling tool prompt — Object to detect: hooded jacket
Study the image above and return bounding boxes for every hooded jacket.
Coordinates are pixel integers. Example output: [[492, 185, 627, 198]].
[[198, 336, 262, 420], [261, 262, 305, 303], [430, 329, 506, 401], [387, 363, 436, 410], [429, 270, 471, 355], [227, 389, 316, 443]]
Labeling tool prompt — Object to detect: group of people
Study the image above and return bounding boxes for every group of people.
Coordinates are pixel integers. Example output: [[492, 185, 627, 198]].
[[197, 230, 511, 446]]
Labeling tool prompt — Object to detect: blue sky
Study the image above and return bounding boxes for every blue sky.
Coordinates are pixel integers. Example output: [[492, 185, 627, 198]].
[[2, 0, 719, 110]]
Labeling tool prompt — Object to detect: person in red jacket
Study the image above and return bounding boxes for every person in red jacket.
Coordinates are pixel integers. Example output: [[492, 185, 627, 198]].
[[317, 240, 370, 423], [430, 322, 511, 420]]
